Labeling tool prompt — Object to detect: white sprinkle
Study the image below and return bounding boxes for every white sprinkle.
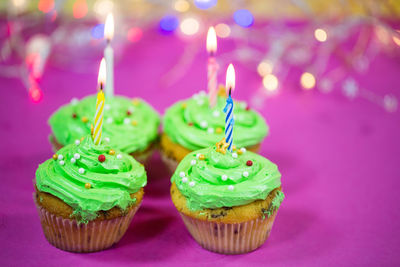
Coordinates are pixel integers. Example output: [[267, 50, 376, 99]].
[[123, 118, 131, 124], [117, 154, 122, 159], [191, 160, 197, 165], [200, 121, 208, 128], [104, 104, 110, 110], [59, 160, 65, 166], [182, 177, 188, 183], [179, 171, 185, 177], [196, 153, 200, 159], [240, 147, 247, 153], [207, 127, 214, 134], [57, 154, 63, 160], [74, 153, 80, 159], [70, 158, 76, 164], [228, 185, 234, 191], [212, 110, 220, 117], [106, 118, 113, 124], [104, 137, 110, 142], [240, 102, 247, 109], [197, 100, 204, 105], [221, 174, 228, 181], [189, 181, 195, 187], [75, 140, 80, 145], [78, 168, 85, 174], [243, 171, 249, 177], [70, 98, 78, 105], [199, 90, 206, 96], [232, 153, 238, 158]]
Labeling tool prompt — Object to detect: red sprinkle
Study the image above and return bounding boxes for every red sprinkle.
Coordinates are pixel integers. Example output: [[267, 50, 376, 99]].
[[98, 154, 106, 162], [246, 160, 253, 166], [245, 106, 251, 111], [188, 122, 193, 126], [126, 110, 132, 116], [72, 113, 77, 118]]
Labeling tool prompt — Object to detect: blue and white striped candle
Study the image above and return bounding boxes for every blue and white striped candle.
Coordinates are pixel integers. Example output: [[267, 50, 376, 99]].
[[223, 64, 235, 152]]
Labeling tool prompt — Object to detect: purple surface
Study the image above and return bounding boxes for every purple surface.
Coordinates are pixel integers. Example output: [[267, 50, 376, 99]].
[[1, 30, 400, 266]]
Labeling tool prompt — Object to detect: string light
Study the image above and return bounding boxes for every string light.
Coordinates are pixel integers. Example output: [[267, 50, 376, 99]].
[[233, 9, 254, 28], [160, 15, 179, 33], [257, 61, 273, 77], [263, 74, 278, 91], [174, 0, 190, 12], [300, 72, 316, 90], [194, 0, 217, 10], [215, 23, 231, 38], [314, 28, 327, 42], [180, 17, 200, 35]]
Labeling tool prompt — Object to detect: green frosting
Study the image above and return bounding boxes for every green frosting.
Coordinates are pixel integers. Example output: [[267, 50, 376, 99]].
[[163, 91, 268, 151], [49, 95, 160, 154], [36, 135, 147, 223], [171, 145, 283, 210]]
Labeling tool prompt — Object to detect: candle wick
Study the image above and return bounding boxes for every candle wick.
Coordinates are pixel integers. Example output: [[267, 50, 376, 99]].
[[100, 82, 103, 90], [229, 88, 232, 96]]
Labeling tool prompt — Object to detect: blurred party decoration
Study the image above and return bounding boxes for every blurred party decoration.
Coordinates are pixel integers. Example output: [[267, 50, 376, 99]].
[[160, 15, 179, 33], [233, 9, 254, 28], [194, 0, 217, 10]]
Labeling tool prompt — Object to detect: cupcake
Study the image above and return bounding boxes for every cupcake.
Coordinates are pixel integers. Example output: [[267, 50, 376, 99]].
[[170, 139, 284, 254], [34, 135, 147, 252], [49, 95, 160, 163], [161, 88, 268, 172]]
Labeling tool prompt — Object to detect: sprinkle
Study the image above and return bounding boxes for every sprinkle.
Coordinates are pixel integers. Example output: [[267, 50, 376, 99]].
[[98, 154, 106, 162], [198, 154, 205, 160], [79, 168, 85, 174], [212, 110, 220, 117], [70, 158, 76, 164], [240, 147, 247, 153], [70, 98, 78, 105], [80, 137, 84, 142], [52, 154, 58, 160], [197, 99, 204, 105], [123, 118, 131, 124], [59, 160, 65, 166], [182, 177, 188, 183], [188, 122, 193, 126], [199, 90, 206, 96], [74, 153, 80, 159], [246, 160, 253, 166], [243, 171, 249, 177], [106, 118, 113, 124], [207, 128, 214, 134], [189, 181, 195, 187], [75, 140, 80, 145], [131, 120, 138, 126], [182, 103, 187, 109], [191, 160, 197, 165], [200, 121, 208, 128], [85, 183, 91, 189], [104, 104, 110, 110], [179, 171, 185, 177], [228, 185, 234, 191], [109, 149, 115, 155], [221, 174, 228, 181], [132, 98, 140, 106], [232, 153, 238, 158], [104, 137, 110, 143], [126, 110, 132, 116], [58, 155, 63, 160], [72, 113, 77, 119], [81, 116, 88, 123], [117, 154, 122, 159], [246, 106, 250, 111], [196, 153, 200, 159], [215, 127, 223, 134]]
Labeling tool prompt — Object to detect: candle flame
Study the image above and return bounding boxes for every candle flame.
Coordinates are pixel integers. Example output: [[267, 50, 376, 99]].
[[225, 64, 235, 94], [104, 13, 114, 41], [207, 26, 217, 54], [98, 58, 106, 90]]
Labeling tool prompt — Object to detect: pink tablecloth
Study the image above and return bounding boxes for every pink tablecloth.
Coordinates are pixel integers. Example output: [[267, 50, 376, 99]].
[[1, 28, 400, 266]]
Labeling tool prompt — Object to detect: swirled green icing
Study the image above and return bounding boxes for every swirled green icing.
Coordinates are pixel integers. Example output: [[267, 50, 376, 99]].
[[36, 135, 147, 222], [163, 91, 268, 151], [49, 95, 160, 154], [171, 145, 283, 210]]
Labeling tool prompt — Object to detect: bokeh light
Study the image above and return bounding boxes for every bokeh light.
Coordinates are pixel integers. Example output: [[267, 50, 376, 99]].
[[174, 0, 190, 12], [180, 18, 200, 35], [233, 9, 254, 28], [215, 23, 231, 38], [93, 0, 114, 18], [257, 60, 273, 77], [392, 31, 400, 46], [314, 28, 327, 42], [300, 72, 316, 89], [91, 24, 105, 39], [127, 27, 143, 43], [194, 0, 217, 10], [262, 74, 278, 91], [73, 0, 88, 19], [38, 0, 54, 13], [160, 15, 179, 33]]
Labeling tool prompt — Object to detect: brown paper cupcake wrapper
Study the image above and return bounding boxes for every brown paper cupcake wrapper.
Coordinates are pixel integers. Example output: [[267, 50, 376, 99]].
[[35, 202, 140, 253], [180, 211, 278, 254], [160, 151, 179, 173]]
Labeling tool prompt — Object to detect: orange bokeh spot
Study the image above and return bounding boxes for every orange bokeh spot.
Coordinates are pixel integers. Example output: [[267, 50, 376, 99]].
[[73, 0, 88, 19], [38, 0, 54, 13]]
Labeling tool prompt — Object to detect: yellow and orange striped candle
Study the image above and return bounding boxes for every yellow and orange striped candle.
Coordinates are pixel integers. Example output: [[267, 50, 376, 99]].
[[93, 58, 106, 145]]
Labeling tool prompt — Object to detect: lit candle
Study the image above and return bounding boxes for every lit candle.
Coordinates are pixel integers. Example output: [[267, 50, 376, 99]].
[[224, 64, 235, 152], [207, 26, 218, 107], [93, 58, 106, 145], [104, 13, 114, 97]]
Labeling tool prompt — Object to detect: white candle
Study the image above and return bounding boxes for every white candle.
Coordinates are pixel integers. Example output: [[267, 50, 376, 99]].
[[104, 13, 114, 97]]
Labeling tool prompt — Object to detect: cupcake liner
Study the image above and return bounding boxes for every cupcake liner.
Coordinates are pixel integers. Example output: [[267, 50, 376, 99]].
[[49, 135, 63, 153], [179, 211, 278, 254], [35, 202, 140, 253], [160, 151, 179, 173]]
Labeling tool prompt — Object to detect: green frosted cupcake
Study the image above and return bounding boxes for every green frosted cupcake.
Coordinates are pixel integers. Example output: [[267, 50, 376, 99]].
[[35, 135, 146, 252], [161, 89, 268, 171], [49, 95, 160, 163]]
